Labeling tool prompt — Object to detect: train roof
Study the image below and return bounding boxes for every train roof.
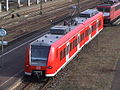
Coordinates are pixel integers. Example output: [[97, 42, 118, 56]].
[[31, 25, 77, 46], [97, 2, 120, 7], [80, 9, 98, 15], [74, 9, 99, 24], [30, 9, 101, 47], [50, 26, 68, 30], [31, 34, 64, 46]]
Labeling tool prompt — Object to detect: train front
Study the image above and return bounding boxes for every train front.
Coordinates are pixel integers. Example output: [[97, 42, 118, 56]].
[[24, 39, 50, 77], [96, 4, 111, 23], [24, 30, 64, 77]]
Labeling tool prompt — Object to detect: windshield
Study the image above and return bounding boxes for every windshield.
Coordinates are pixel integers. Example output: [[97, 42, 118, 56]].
[[31, 45, 50, 61], [97, 7, 110, 12], [79, 14, 90, 18]]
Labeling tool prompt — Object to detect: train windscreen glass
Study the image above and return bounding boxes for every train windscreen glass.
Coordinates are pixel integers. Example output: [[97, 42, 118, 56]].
[[31, 45, 50, 66], [80, 14, 90, 18], [97, 7, 110, 12]]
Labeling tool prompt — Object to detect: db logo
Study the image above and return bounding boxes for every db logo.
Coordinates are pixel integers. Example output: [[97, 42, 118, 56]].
[[36, 66, 41, 69]]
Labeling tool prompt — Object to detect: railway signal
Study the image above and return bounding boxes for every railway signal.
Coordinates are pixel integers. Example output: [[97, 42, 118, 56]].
[[0, 29, 7, 37], [0, 29, 7, 68]]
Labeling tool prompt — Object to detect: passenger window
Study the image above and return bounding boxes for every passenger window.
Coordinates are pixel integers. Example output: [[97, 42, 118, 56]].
[[75, 39, 77, 46], [60, 51, 63, 60], [70, 43, 73, 51], [82, 33, 84, 41], [78, 36, 80, 43], [92, 24, 96, 32], [80, 33, 84, 41], [63, 48, 66, 58], [115, 4, 120, 11], [66, 45, 69, 55], [85, 29, 89, 37], [80, 34, 82, 41], [98, 20, 101, 27], [73, 40, 75, 48], [60, 48, 66, 60]]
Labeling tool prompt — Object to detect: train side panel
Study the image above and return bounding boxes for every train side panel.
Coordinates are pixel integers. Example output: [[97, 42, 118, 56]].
[[24, 48, 31, 75], [45, 46, 57, 75], [110, 3, 120, 21], [45, 12, 104, 77]]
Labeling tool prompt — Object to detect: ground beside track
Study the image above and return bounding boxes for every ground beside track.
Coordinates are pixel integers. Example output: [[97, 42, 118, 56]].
[[43, 26, 120, 90]]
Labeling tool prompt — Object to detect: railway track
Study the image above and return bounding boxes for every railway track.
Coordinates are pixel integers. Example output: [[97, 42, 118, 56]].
[[4, 0, 102, 42], [18, 48, 82, 90], [15, 77, 52, 90], [25, 78, 51, 90], [1, 1, 74, 42], [6, 8, 69, 42], [0, 0, 73, 27], [13, 0, 103, 90]]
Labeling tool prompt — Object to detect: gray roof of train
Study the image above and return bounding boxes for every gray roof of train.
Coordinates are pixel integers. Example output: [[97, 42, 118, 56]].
[[80, 9, 98, 14], [31, 9, 99, 46], [31, 34, 64, 46]]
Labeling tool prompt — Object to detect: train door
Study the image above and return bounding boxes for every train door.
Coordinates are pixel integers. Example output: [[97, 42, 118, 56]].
[[66, 42, 70, 62], [96, 20, 99, 33], [91, 21, 97, 37], [89, 25, 92, 39], [84, 26, 89, 44], [77, 34, 80, 50]]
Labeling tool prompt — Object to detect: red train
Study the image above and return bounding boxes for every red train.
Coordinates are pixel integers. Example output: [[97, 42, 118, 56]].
[[24, 9, 104, 77], [96, 1, 120, 24]]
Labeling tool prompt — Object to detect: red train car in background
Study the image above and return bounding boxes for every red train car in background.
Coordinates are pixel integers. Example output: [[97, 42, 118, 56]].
[[96, 1, 120, 24], [24, 9, 104, 77]]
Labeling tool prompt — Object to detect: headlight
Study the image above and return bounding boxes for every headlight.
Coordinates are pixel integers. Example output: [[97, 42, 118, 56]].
[[47, 66, 52, 69]]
